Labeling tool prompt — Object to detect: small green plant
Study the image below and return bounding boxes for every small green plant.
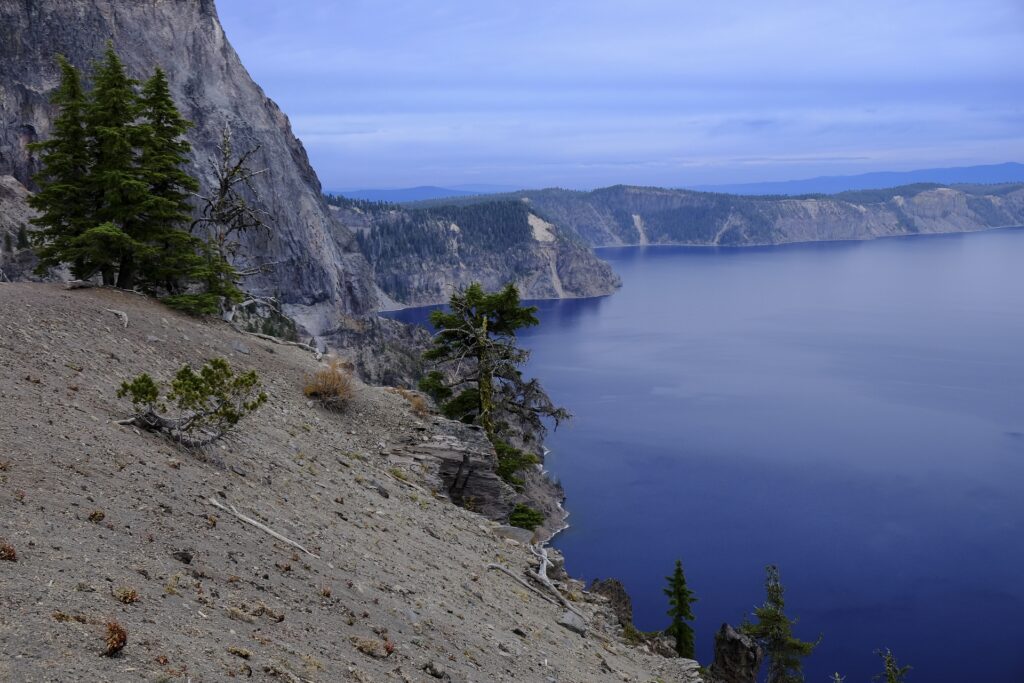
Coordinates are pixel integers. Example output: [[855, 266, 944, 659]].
[[2, 232, 11, 253], [16, 225, 30, 250], [508, 503, 545, 531], [118, 357, 267, 448], [493, 441, 539, 489], [161, 293, 226, 316]]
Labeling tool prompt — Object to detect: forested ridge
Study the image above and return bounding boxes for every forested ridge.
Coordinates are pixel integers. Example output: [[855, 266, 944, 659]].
[[325, 195, 619, 305]]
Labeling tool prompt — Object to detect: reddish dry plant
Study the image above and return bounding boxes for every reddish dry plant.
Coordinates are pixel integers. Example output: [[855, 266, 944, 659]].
[[303, 359, 354, 411], [103, 621, 127, 657], [0, 542, 16, 562], [155, 655, 170, 665], [320, 585, 332, 598], [384, 639, 395, 656]]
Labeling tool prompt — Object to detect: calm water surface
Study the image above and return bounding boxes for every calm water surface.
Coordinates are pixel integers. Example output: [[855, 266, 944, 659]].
[[389, 229, 1024, 682]]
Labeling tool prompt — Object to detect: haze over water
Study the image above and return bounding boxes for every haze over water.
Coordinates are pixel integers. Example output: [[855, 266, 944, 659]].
[[390, 228, 1024, 681]]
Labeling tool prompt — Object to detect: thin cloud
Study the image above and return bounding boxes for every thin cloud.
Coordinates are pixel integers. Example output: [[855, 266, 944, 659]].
[[217, 0, 1024, 188]]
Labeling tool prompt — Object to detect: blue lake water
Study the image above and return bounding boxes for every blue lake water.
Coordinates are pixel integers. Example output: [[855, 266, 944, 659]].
[[387, 229, 1024, 682]]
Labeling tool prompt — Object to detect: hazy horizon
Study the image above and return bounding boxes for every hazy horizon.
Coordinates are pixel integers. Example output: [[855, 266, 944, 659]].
[[216, 0, 1024, 190]]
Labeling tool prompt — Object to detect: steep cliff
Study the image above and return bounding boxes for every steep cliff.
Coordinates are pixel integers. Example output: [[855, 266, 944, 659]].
[[331, 197, 621, 307], [0, 0, 378, 334]]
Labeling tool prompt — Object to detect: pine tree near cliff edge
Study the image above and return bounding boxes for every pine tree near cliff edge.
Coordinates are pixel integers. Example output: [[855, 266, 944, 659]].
[[664, 558, 697, 658], [419, 282, 569, 489], [741, 565, 819, 683]]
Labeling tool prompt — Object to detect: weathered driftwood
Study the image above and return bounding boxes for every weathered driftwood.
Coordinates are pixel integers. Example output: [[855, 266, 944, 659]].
[[118, 408, 223, 449], [208, 497, 319, 558], [530, 544, 585, 618], [64, 280, 97, 290], [229, 323, 322, 360], [486, 563, 559, 606]]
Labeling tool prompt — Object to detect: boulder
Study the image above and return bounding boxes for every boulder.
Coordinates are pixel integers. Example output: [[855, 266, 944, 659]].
[[709, 623, 763, 683], [588, 578, 633, 627]]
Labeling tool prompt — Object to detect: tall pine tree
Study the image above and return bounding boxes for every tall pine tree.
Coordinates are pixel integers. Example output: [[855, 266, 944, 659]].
[[137, 67, 201, 291], [28, 56, 92, 277], [31, 44, 206, 293], [741, 565, 819, 683], [664, 558, 697, 658], [83, 43, 149, 287]]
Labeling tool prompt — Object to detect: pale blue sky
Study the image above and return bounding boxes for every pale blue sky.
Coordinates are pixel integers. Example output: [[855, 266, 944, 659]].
[[215, 0, 1024, 190]]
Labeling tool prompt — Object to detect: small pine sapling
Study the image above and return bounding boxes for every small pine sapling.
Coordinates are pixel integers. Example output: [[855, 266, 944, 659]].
[[118, 357, 266, 448]]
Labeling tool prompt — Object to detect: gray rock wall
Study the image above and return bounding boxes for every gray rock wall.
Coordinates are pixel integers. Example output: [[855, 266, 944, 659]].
[[0, 0, 378, 335]]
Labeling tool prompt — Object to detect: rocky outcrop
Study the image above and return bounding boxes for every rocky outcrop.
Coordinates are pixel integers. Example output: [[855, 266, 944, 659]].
[[590, 578, 635, 628], [709, 623, 764, 683], [0, 176, 37, 281], [332, 199, 621, 308], [0, 0, 378, 335]]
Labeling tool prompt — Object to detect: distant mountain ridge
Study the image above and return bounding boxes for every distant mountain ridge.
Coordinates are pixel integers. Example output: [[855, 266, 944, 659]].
[[689, 162, 1024, 196], [407, 182, 1024, 248]]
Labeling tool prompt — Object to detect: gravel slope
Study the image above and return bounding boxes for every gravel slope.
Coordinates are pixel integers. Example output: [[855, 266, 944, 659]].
[[0, 283, 700, 683]]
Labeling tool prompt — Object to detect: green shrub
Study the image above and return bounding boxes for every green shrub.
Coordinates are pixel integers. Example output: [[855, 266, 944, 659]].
[[161, 293, 224, 316], [2, 232, 11, 253], [16, 226, 29, 250], [118, 357, 266, 448], [494, 440, 539, 489], [508, 503, 545, 531]]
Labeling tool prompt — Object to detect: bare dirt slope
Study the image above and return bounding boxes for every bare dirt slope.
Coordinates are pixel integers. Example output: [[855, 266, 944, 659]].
[[0, 284, 700, 683]]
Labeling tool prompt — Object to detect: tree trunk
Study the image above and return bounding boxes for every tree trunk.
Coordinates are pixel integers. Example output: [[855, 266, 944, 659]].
[[477, 316, 494, 437], [116, 252, 135, 289]]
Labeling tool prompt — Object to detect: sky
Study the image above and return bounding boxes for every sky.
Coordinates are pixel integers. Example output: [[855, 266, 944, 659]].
[[215, 0, 1024, 190]]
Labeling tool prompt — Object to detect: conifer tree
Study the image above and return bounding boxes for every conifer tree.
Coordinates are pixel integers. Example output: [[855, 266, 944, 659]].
[[31, 44, 206, 294], [137, 67, 201, 291], [741, 565, 819, 683], [28, 56, 93, 277], [664, 558, 697, 658], [420, 283, 569, 487], [875, 649, 911, 683], [84, 43, 149, 287]]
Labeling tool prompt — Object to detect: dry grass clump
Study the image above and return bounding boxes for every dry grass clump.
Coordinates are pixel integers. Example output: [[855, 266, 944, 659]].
[[0, 542, 16, 562], [303, 359, 354, 411], [103, 621, 128, 657], [387, 387, 431, 417], [88, 510, 105, 524], [114, 587, 140, 604]]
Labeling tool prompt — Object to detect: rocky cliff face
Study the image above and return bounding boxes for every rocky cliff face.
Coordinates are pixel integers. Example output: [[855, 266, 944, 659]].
[[513, 184, 1024, 247], [0, 0, 378, 334], [332, 198, 621, 308]]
